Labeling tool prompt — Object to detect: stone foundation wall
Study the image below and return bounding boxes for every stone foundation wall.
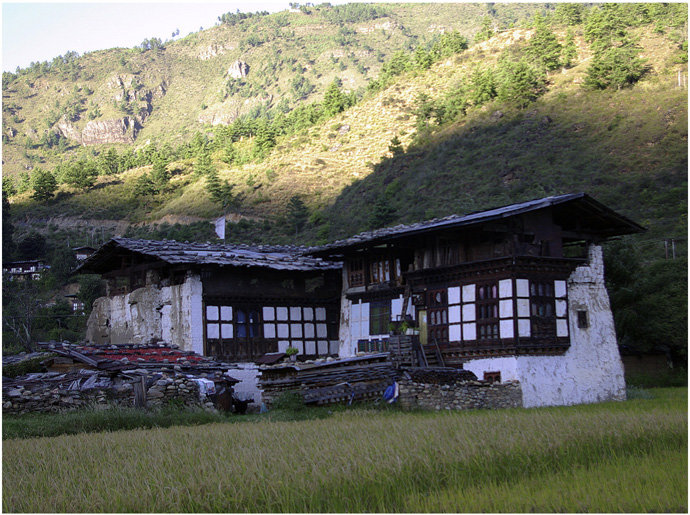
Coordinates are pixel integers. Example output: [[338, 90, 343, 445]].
[[398, 379, 523, 410], [3, 374, 210, 416]]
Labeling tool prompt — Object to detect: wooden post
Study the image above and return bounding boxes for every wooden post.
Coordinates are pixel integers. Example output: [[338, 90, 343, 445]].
[[133, 376, 147, 408]]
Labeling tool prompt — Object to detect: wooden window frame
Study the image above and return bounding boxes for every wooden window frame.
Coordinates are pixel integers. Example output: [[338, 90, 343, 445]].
[[427, 288, 448, 343], [476, 282, 499, 341], [530, 280, 556, 339], [369, 300, 391, 336], [348, 258, 365, 288]]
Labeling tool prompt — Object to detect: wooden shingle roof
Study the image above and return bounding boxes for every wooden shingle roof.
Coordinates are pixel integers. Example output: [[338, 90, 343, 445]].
[[76, 237, 341, 274]]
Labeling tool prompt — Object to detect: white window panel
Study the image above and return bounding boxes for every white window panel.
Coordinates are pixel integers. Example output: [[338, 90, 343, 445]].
[[351, 303, 361, 320], [462, 284, 476, 303], [220, 306, 233, 321], [500, 320, 514, 339], [290, 307, 302, 321], [263, 324, 276, 338], [499, 279, 513, 298], [316, 307, 327, 321], [449, 324, 461, 342], [221, 323, 233, 339], [391, 298, 402, 320], [290, 323, 303, 338], [207, 324, 219, 339], [305, 341, 316, 355], [449, 305, 461, 324], [557, 319, 569, 337], [304, 323, 315, 338], [277, 324, 290, 338], [516, 279, 529, 298], [329, 340, 339, 354], [206, 306, 219, 321], [350, 321, 361, 340], [517, 298, 530, 318], [262, 307, 275, 321], [276, 307, 289, 321], [462, 304, 476, 322], [317, 324, 328, 338], [303, 307, 314, 321], [555, 299, 568, 318], [448, 286, 461, 305], [293, 341, 304, 354], [278, 341, 290, 353], [499, 299, 513, 319], [555, 280, 567, 299], [317, 341, 329, 355], [518, 319, 531, 337], [462, 322, 476, 341], [360, 302, 370, 322]]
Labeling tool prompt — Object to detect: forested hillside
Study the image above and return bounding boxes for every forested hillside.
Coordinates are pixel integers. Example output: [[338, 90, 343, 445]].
[[2, 3, 687, 365]]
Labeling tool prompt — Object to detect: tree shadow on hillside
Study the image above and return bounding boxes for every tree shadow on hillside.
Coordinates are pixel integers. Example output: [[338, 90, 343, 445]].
[[322, 105, 687, 240]]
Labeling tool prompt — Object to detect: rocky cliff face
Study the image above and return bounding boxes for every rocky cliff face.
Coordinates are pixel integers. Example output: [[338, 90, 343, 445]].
[[82, 117, 141, 145], [53, 75, 167, 145], [57, 116, 141, 145], [227, 60, 250, 79]]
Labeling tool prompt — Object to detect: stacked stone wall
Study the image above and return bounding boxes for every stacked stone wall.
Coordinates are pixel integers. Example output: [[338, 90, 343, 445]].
[[398, 379, 523, 410], [3, 374, 210, 415]]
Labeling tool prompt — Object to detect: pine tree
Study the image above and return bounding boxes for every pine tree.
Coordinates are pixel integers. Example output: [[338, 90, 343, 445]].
[[194, 147, 214, 176], [368, 195, 396, 229], [63, 160, 98, 190], [286, 196, 309, 235], [222, 142, 237, 165], [150, 158, 170, 190], [323, 79, 347, 116], [469, 67, 497, 106], [584, 44, 647, 90], [496, 59, 546, 108], [474, 16, 494, 43], [388, 136, 404, 157], [31, 168, 57, 202], [526, 17, 562, 71], [562, 28, 578, 68], [133, 173, 157, 197]]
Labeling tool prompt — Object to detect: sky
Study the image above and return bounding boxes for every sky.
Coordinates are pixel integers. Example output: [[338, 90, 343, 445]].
[[1, 1, 342, 72]]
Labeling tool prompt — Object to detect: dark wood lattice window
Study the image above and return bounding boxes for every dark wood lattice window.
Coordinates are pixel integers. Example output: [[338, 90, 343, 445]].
[[530, 281, 556, 338], [428, 289, 448, 343], [348, 258, 365, 287], [235, 308, 261, 339], [369, 258, 391, 284], [484, 371, 501, 383], [369, 300, 391, 335], [476, 283, 499, 341]]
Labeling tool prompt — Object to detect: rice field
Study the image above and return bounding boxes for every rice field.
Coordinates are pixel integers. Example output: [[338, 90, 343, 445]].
[[3, 388, 687, 513]]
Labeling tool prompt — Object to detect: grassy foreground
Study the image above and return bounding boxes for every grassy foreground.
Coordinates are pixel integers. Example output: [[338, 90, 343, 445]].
[[3, 388, 687, 512]]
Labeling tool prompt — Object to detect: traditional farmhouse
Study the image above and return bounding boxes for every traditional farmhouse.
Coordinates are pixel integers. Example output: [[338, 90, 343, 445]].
[[79, 194, 643, 409], [308, 193, 644, 407], [2, 259, 49, 281], [73, 246, 97, 261], [77, 239, 342, 361]]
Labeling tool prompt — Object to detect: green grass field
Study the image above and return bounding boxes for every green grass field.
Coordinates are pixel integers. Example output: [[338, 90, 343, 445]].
[[2, 388, 687, 512]]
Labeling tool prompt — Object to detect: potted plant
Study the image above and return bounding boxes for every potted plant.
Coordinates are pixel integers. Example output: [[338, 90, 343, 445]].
[[285, 346, 299, 362]]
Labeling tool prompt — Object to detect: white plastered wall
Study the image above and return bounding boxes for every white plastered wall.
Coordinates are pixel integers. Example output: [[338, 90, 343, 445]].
[[86, 273, 204, 354], [463, 245, 626, 408]]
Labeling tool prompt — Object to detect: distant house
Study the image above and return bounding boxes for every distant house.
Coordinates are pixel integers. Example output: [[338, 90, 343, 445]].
[[308, 193, 645, 407], [64, 294, 85, 314], [2, 259, 49, 281], [77, 239, 342, 361], [73, 246, 97, 261]]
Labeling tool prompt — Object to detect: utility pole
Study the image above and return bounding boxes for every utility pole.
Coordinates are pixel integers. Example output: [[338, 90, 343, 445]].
[[671, 238, 676, 260], [664, 239, 669, 259]]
